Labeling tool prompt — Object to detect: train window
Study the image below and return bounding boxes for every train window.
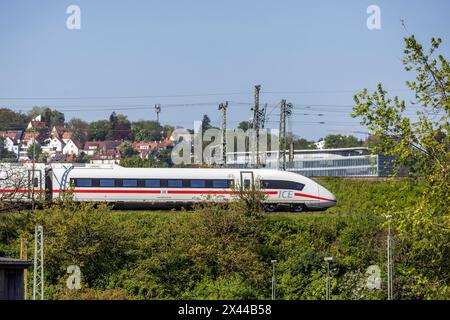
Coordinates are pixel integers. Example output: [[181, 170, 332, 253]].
[[123, 179, 138, 187], [212, 180, 229, 188], [168, 180, 182, 188], [190, 180, 206, 188], [99, 179, 115, 187], [33, 178, 39, 188], [144, 179, 160, 188], [76, 178, 92, 187], [261, 180, 305, 191]]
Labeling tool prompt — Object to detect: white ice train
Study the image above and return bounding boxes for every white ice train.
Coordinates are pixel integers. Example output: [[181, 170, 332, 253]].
[[0, 163, 336, 212]]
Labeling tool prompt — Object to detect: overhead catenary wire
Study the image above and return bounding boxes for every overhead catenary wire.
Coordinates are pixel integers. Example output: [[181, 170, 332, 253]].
[[0, 87, 411, 101]]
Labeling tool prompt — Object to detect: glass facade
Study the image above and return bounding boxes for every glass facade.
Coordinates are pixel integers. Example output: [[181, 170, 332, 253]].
[[226, 148, 394, 177]]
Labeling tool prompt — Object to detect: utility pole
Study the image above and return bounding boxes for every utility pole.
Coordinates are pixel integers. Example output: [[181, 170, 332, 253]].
[[31, 123, 36, 211], [251, 85, 262, 168], [271, 260, 277, 300], [33, 225, 44, 300], [386, 215, 393, 300], [155, 104, 161, 124], [218, 101, 228, 167], [261, 103, 267, 129], [324, 256, 333, 300], [20, 238, 28, 300], [278, 100, 292, 170]]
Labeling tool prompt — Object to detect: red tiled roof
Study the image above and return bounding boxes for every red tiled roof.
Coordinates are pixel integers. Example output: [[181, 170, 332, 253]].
[[0, 130, 22, 143], [30, 121, 47, 129], [62, 131, 73, 140], [83, 140, 121, 151], [22, 131, 40, 141]]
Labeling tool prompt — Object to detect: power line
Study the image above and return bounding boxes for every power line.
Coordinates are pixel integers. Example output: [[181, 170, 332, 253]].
[[0, 88, 412, 101], [0, 92, 252, 101]]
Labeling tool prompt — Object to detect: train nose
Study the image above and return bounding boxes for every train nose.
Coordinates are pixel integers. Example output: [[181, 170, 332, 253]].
[[318, 185, 337, 206]]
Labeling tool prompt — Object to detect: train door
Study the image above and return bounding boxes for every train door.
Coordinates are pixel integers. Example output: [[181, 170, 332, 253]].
[[240, 171, 254, 190], [27, 169, 42, 201]]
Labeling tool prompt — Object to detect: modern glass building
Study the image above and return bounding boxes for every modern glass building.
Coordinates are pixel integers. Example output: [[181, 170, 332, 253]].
[[226, 147, 394, 177]]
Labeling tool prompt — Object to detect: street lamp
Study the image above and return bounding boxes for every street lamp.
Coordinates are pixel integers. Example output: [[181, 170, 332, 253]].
[[385, 215, 393, 300], [324, 257, 333, 300], [271, 260, 277, 300]]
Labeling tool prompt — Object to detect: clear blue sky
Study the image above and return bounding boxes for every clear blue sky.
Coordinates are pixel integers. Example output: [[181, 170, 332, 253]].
[[1, 0, 449, 140]]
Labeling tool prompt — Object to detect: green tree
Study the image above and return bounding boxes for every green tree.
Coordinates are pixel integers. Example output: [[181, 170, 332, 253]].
[[68, 118, 88, 144], [323, 134, 361, 149], [28, 107, 65, 127], [353, 35, 450, 299], [237, 121, 250, 131], [110, 112, 131, 140], [201, 114, 212, 133], [131, 120, 163, 141], [120, 156, 157, 168], [27, 142, 43, 161], [0, 108, 28, 131], [292, 137, 317, 150], [118, 142, 138, 158], [87, 120, 112, 141]]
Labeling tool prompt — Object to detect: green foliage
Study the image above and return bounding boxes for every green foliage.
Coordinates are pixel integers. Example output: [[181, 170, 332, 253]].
[[323, 134, 361, 149], [201, 114, 212, 133], [118, 142, 138, 158], [26, 142, 43, 161], [1, 178, 447, 300], [87, 120, 112, 141], [237, 121, 250, 131], [110, 112, 131, 140], [67, 118, 88, 144], [0, 108, 28, 131], [131, 120, 163, 141], [292, 137, 317, 150], [31, 202, 130, 297], [120, 155, 159, 168], [353, 35, 450, 299], [28, 107, 65, 128]]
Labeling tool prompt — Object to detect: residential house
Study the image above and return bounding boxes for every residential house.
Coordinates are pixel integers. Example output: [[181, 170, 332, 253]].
[[90, 149, 122, 164], [83, 141, 122, 156], [0, 130, 22, 158], [62, 131, 73, 144], [51, 125, 68, 140], [63, 139, 81, 156], [132, 141, 158, 159], [19, 131, 40, 161], [43, 137, 65, 155], [26, 120, 47, 131], [159, 138, 174, 150]]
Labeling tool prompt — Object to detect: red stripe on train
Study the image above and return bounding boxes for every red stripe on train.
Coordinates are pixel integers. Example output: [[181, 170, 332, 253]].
[[294, 192, 336, 202], [53, 189, 161, 194], [167, 190, 278, 195], [0, 189, 42, 193]]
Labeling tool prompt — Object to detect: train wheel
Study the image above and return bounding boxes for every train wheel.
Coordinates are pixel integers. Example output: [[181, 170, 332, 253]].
[[291, 204, 306, 213], [264, 204, 278, 212]]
